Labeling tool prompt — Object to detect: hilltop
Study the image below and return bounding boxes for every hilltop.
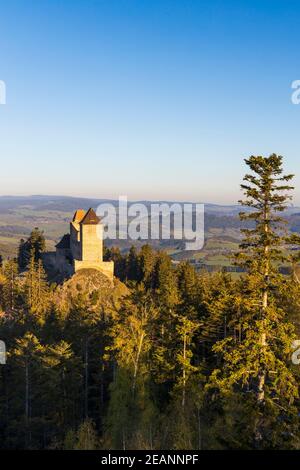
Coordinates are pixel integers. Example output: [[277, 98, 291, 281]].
[[54, 268, 129, 316]]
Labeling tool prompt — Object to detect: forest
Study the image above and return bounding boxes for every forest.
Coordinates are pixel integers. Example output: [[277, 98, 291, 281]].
[[1, 154, 300, 450]]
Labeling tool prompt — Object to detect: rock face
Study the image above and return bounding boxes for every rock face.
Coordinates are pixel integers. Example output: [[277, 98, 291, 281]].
[[54, 268, 128, 315]]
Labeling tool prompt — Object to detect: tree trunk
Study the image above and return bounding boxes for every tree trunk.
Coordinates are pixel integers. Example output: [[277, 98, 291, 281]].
[[25, 362, 29, 423], [197, 407, 202, 450], [84, 338, 89, 418], [25, 361, 31, 447], [132, 332, 145, 394], [257, 199, 269, 404], [182, 332, 186, 409]]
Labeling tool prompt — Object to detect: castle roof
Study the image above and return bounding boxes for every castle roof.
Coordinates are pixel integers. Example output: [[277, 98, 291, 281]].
[[80, 208, 100, 225], [73, 209, 86, 223], [56, 233, 70, 249]]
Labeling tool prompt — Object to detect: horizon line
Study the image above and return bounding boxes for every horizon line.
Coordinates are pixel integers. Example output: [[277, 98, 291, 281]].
[[0, 193, 299, 208]]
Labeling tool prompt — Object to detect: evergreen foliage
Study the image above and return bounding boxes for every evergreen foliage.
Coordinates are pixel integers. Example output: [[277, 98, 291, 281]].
[[1, 155, 300, 449]]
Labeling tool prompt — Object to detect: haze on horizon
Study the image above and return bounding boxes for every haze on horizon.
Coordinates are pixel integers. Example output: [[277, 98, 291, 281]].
[[1, 0, 300, 205]]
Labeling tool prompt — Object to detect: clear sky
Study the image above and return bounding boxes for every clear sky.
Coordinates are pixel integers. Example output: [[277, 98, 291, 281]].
[[1, 0, 300, 204]]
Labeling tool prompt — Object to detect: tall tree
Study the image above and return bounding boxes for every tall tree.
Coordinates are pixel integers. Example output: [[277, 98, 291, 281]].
[[24, 254, 50, 323], [1, 259, 20, 315], [153, 251, 180, 310], [17, 228, 46, 270], [209, 155, 299, 448], [9, 332, 46, 448], [105, 286, 159, 449], [138, 245, 156, 287], [177, 261, 198, 307], [126, 246, 140, 281]]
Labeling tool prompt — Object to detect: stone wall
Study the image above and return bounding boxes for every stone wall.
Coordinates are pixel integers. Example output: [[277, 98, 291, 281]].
[[80, 224, 103, 262], [70, 222, 81, 260], [73, 260, 114, 281]]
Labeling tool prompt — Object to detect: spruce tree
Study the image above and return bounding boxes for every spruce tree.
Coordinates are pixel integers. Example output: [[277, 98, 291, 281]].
[[17, 228, 46, 270], [126, 246, 140, 281], [2, 259, 20, 315], [9, 332, 46, 448], [209, 155, 299, 448], [24, 253, 49, 322], [105, 286, 159, 448]]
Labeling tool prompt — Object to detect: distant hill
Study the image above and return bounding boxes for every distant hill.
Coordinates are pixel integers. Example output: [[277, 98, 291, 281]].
[[0, 195, 299, 265], [0, 194, 299, 215]]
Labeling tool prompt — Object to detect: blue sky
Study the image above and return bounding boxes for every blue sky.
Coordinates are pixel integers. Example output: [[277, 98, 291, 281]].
[[1, 0, 300, 204]]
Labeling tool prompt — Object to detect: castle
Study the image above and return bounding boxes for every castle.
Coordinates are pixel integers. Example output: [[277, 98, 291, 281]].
[[55, 208, 114, 280]]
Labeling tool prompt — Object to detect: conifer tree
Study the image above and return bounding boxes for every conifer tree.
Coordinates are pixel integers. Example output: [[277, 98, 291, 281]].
[[17, 228, 46, 270], [105, 286, 159, 448], [24, 253, 49, 322], [138, 244, 156, 287], [74, 419, 98, 450], [162, 311, 203, 450], [42, 340, 81, 434], [2, 259, 20, 315], [108, 285, 158, 394], [153, 251, 180, 309], [126, 246, 140, 281], [209, 155, 299, 448], [29, 227, 46, 258], [9, 332, 46, 448], [175, 315, 199, 410], [65, 296, 101, 420], [177, 261, 198, 307], [17, 238, 28, 270]]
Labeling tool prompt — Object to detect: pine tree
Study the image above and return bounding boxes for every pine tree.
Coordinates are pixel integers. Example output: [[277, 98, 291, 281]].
[[74, 419, 98, 450], [177, 261, 198, 307], [9, 332, 46, 448], [105, 247, 127, 280], [126, 246, 140, 281], [161, 307, 203, 450], [153, 251, 180, 309], [175, 315, 199, 410], [107, 285, 158, 394], [105, 286, 159, 448], [27, 227, 46, 261], [208, 155, 299, 448], [138, 244, 156, 287], [2, 259, 20, 315], [42, 340, 81, 435], [24, 253, 49, 322], [65, 297, 100, 420], [17, 228, 46, 270], [17, 238, 28, 270]]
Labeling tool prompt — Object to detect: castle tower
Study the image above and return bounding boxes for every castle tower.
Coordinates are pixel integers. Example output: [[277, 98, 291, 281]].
[[55, 207, 114, 280], [70, 209, 86, 259], [72, 208, 114, 279], [80, 208, 103, 262]]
